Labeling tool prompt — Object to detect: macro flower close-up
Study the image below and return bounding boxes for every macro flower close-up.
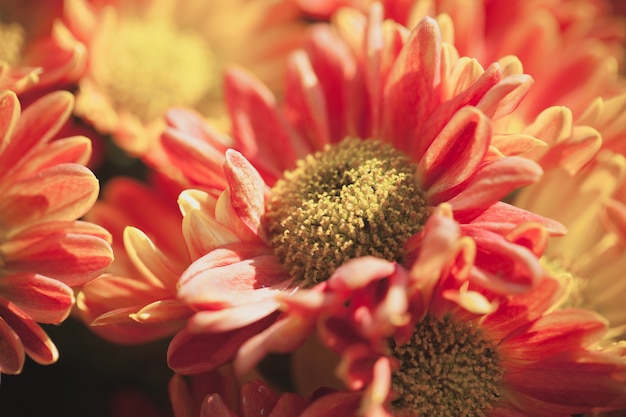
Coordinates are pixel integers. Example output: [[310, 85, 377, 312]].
[[0, 0, 625, 416], [160, 9, 572, 376]]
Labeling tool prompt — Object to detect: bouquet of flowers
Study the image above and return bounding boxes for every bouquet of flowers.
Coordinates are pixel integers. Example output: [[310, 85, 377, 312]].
[[0, 1, 625, 416]]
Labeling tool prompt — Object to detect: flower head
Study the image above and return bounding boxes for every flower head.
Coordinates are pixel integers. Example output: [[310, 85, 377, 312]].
[[0, 0, 85, 94], [61, 0, 306, 161], [265, 208, 626, 416], [0, 89, 113, 374], [161, 9, 567, 374]]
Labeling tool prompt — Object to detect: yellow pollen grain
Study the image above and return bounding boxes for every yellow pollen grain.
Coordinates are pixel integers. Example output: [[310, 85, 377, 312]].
[[0, 22, 25, 65], [95, 18, 214, 122], [265, 138, 429, 286], [391, 314, 503, 417]]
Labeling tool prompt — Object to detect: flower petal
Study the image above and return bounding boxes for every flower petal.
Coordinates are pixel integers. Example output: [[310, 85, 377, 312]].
[[0, 164, 99, 229], [167, 314, 277, 374], [223, 150, 267, 240], [447, 156, 543, 210], [178, 242, 292, 309], [0, 273, 73, 323], [0, 298, 58, 366], [382, 16, 441, 155], [420, 106, 490, 203]]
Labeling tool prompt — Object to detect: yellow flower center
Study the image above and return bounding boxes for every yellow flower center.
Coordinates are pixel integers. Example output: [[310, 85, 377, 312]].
[[94, 18, 214, 122], [391, 314, 503, 416], [0, 21, 25, 65], [265, 138, 429, 286]]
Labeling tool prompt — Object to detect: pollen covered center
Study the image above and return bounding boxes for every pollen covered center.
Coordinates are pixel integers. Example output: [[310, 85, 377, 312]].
[[95, 18, 214, 122], [392, 314, 503, 416], [265, 138, 428, 286]]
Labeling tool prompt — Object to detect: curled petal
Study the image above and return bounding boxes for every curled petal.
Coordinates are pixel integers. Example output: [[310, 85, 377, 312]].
[[178, 243, 292, 309]]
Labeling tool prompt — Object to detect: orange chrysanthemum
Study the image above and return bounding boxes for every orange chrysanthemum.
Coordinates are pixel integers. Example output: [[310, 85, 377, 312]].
[[59, 0, 305, 162], [298, 0, 626, 174], [161, 9, 566, 375], [0, 0, 85, 94], [0, 89, 113, 374], [239, 206, 626, 416]]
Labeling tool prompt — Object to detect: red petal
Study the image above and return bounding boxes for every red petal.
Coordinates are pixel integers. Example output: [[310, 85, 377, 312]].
[[447, 156, 542, 210], [499, 309, 608, 361], [420, 106, 490, 203], [240, 380, 280, 417], [283, 49, 331, 150], [0, 273, 73, 323], [0, 299, 58, 366], [225, 67, 302, 182], [224, 150, 267, 239], [161, 123, 229, 190], [167, 314, 277, 374], [382, 17, 442, 155], [0, 315, 24, 374], [0, 91, 73, 177], [3, 232, 113, 286], [0, 163, 99, 228]]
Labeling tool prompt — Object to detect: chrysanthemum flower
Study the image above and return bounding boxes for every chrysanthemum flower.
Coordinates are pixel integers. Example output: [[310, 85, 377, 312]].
[[298, 0, 626, 174], [76, 177, 194, 344], [0, 89, 113, 374], [0, 0, 85, 94], [60, 0, 306, 161], [162, 10, 566, 374], [514, 150, 626, 332], [244, 206, 626, 416]]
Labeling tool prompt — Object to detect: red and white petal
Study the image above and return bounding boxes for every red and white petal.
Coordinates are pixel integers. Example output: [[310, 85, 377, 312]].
[[224, 150, 267, 240], [419, 106, 490, 204], [178, 242, 292, 309], [382, 17, 441, 156]]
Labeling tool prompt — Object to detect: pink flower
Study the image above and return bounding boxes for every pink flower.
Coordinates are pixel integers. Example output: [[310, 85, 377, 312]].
[[161, 10, 566, 374], [0, 89, 112, 374], [245, 207, 626, 416]]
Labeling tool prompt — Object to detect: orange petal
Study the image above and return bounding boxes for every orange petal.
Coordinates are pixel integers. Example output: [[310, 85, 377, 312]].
[[0, 273, 73, 323]]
